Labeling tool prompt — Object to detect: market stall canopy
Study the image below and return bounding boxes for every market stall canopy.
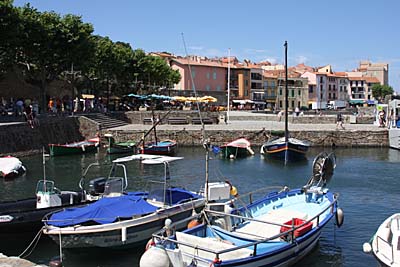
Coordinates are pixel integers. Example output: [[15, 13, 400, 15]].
[[81, 94, 95, 99]]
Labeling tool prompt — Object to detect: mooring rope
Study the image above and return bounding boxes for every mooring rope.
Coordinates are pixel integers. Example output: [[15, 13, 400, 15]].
[[19, 226, 44, 258]]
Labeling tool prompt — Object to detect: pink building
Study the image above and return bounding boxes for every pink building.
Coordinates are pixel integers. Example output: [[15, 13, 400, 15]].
[[170, 56, 227, 96]]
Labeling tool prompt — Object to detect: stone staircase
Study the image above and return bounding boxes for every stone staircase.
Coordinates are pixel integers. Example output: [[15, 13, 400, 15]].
[[82, 113, 129, 129]]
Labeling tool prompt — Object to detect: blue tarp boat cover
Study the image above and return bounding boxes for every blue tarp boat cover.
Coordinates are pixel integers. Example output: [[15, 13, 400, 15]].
[[48, 194, 158, 227]]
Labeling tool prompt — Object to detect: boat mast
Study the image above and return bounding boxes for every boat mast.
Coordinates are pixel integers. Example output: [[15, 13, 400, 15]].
[[227, 48, 231, 124], [181, 33, 209, 204], [284, 41, 289, 164]]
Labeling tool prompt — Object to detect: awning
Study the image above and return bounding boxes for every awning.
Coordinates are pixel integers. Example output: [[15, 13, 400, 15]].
[[349, 99, 365, 104], [81, 94, 95, 99]]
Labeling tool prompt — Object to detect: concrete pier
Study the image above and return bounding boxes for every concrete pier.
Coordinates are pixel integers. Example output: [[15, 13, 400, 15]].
[[0, 253, 46, 267]]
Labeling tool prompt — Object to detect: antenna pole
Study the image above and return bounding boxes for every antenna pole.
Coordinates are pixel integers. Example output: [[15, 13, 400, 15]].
[[284, 41, 289, 164]]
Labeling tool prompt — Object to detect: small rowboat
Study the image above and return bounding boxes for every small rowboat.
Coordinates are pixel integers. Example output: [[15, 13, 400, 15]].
[[49, 137, 99, 156]]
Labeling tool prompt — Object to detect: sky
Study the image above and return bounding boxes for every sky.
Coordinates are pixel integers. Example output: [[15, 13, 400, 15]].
[[13, 0, 400, 91]]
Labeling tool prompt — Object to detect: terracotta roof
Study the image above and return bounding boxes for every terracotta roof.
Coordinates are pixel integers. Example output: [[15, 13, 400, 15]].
[[348, 76, 365, 81], [364, 77, 380, 83]]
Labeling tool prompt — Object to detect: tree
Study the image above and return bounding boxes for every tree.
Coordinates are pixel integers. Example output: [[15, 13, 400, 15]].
[[1, 4, 95, 112], [371, 84, 394, 102], [0, 0, 23, 75]]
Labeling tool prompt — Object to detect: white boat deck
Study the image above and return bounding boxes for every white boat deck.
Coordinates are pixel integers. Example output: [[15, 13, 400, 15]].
[[232, 209, 309, 241]]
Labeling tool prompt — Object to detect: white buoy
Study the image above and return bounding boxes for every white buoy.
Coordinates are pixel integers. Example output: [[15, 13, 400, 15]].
[[363, 242, 372, 253], [335, 207, 344, 228], [139, 246, 171, 267], [229, 154, 235, 159]]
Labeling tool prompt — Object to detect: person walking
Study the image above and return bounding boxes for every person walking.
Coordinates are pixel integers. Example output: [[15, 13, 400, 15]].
[[336, 112, 345, 130]]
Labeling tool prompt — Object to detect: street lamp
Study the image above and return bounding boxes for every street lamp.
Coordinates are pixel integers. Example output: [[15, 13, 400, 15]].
[[65, 63, 81, 116]]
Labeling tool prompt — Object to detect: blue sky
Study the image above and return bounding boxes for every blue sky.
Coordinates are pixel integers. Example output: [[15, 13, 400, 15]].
[[13, 0, 400, 90]]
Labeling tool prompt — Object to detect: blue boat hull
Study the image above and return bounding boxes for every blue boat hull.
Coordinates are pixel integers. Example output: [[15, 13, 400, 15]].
[[156, 188, 337, 267], [139, 140, 177, 156]]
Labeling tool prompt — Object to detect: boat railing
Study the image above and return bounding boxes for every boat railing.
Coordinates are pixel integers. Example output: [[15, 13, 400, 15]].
[[153, 196, 337, 261], [376, 235, 394, 265]]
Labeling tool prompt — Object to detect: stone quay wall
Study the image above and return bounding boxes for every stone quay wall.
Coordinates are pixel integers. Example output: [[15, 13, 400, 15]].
[[106, 128, 387, 148], [0, 117, 89, 156], [0, 114, 386, 156]]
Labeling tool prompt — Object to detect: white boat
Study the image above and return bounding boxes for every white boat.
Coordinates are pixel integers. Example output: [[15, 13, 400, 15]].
[[0, 156, 26, 179], [363, 213, 400, 266], [141, 152, 344, 267], [42, 154, 205, 249], [387, 99, 400, 149]]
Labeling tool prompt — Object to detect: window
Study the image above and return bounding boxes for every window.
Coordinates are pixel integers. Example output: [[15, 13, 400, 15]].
[[206, 85, 210, 91], [291, 100, 294, 108], [213, 71, 217, 80], [298, 90, 301, 96], [191, 70, 196, 78], [280, 100, 283, 108], [206, 73, 210, 79], [216, 85, 221, 91], [264, 81, 268, 88], [309, 85, 313, 93], [329, 93, 331, 99], [291, 89, 294, 97], [320, 76, 324, 83], [298, 101, 300, 108], [271, 81, 275, 87], [329, 84, 331, 90], [280, 89, 282, 95], [333, 93, 336, 99], [333, 85, 336, 90]]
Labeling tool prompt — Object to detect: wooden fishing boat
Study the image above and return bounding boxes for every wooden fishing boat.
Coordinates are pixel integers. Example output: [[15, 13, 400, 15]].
[[48, 137, 99, 156], [260, 42, 310, 163], [42, 155, 205, 249], [220, 138, 254, 159], [138, 139, 177, 156], [260, 136, 310, 161], [105, 133, 136, 154], [141, 152, 344, 267], [363, 213, 400, 266], [0, 156, 26, 179]]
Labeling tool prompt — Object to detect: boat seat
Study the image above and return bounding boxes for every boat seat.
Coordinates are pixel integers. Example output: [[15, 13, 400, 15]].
[[176, 232, 252, 262], [232, 209, 308, 241]]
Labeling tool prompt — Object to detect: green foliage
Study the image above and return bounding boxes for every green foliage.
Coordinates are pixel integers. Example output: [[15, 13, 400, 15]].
[[0, 1, 181, 106], [371, 84, 394, 101]]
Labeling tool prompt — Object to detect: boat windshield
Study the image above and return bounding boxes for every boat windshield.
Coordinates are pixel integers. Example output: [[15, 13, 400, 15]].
[[36, 180, 55, 194]]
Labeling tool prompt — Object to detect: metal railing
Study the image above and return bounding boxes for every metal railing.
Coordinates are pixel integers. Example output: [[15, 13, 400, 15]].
[[152, 195, 338, 262]]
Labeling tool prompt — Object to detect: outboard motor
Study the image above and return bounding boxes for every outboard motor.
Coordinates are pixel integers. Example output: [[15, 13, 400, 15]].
[[88, 177, 107, 196]]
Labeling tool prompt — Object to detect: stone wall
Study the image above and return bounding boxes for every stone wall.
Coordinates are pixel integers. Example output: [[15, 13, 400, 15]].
[[107, 128, 387, 148], [0, 117, 84, 156]]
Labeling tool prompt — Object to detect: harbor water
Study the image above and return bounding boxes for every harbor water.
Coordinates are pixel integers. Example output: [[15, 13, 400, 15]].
[[1, 146, 399, 267]]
